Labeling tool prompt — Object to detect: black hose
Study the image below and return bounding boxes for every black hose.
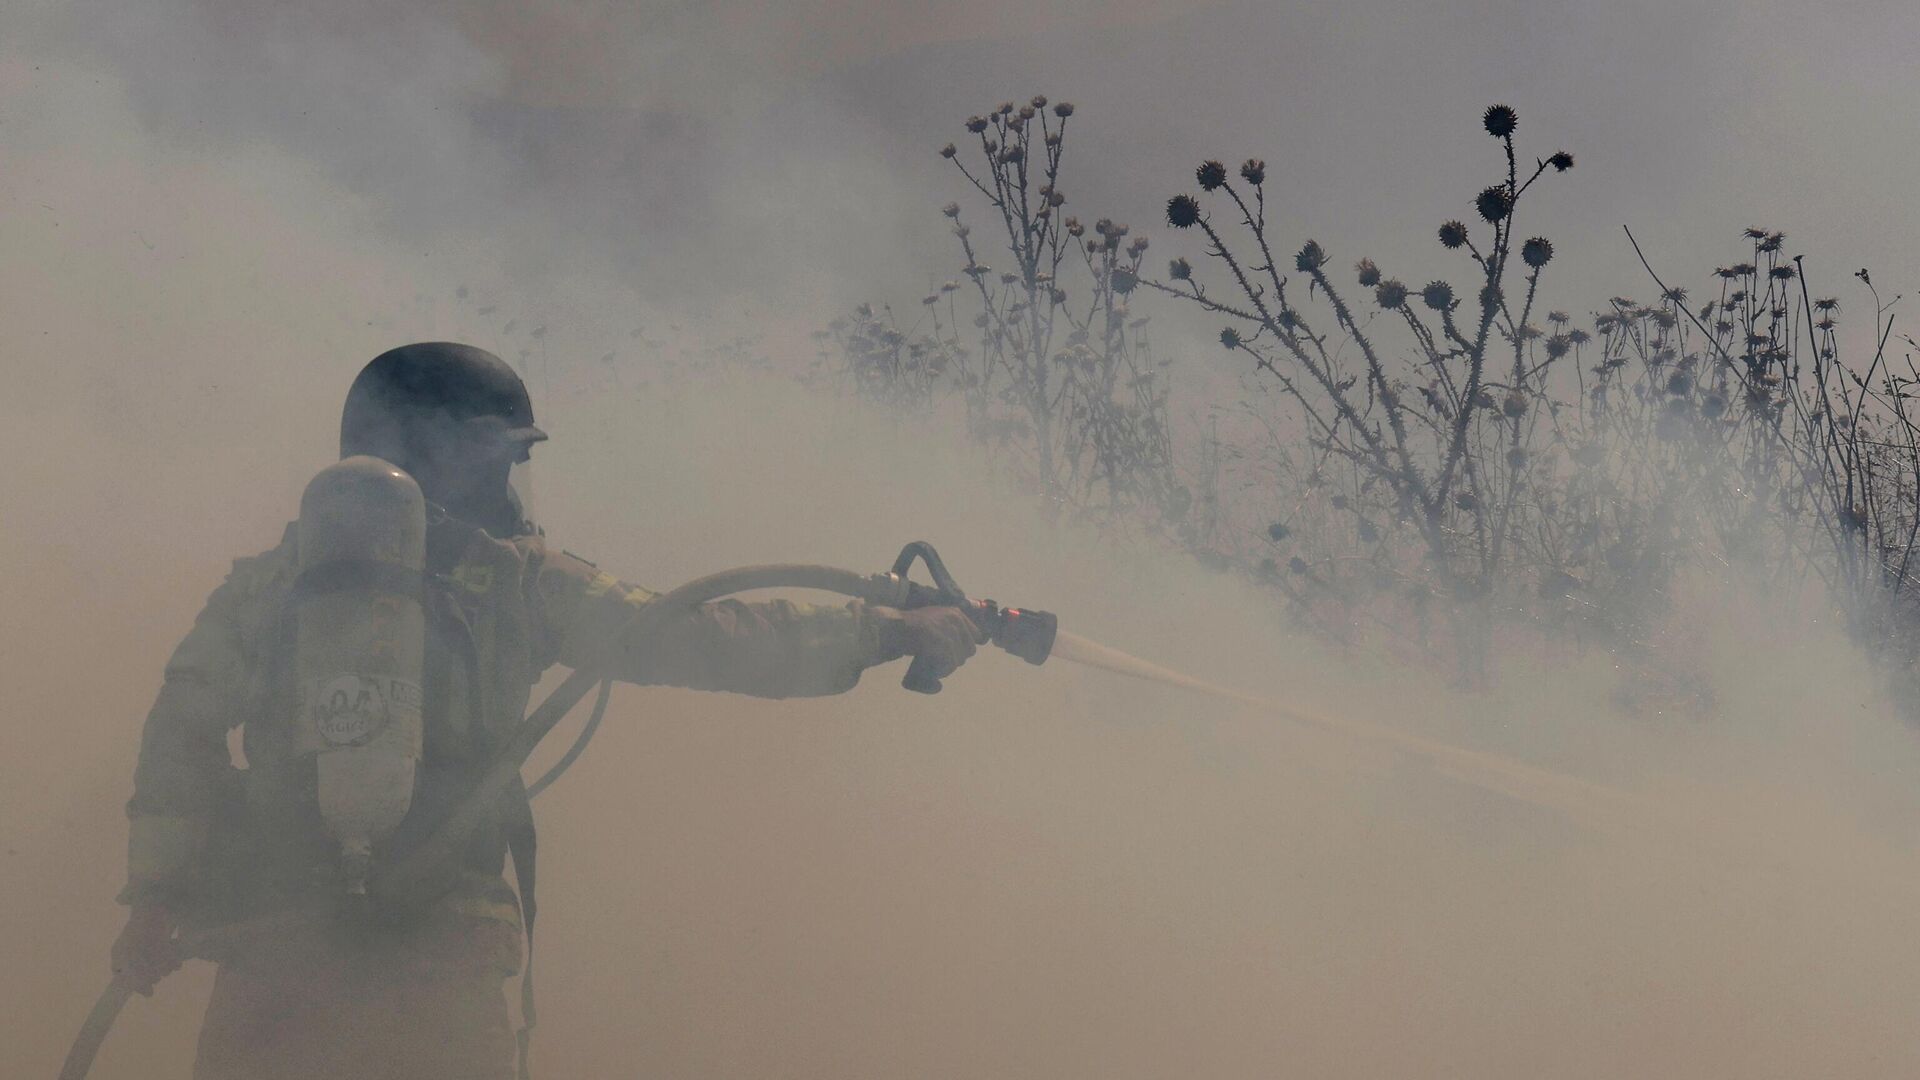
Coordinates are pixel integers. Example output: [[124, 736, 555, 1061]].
[[524, 677, 611, 800]]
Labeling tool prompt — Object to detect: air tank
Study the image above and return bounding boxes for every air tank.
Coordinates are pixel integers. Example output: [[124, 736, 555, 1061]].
[[293, 456, 427, 897]]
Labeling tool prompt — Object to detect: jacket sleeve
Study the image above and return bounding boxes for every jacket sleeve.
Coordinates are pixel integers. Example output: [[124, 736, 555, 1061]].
[[120, 554, 274, 907], [527, 543, 905, 698]]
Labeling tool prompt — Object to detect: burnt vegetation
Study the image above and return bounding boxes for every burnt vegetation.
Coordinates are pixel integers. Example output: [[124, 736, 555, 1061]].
[[817, 98, 1920, 707]]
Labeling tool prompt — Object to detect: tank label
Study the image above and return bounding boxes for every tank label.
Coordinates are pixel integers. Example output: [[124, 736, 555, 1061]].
[[309, 674, 420, 746]]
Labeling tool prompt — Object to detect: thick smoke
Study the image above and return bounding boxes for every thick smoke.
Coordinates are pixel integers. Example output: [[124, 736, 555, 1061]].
[[10, 2, 1920, 1077]]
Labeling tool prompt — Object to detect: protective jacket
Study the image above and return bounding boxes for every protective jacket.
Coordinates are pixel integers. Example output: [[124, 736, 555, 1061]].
[[123, 506, 897, 948]]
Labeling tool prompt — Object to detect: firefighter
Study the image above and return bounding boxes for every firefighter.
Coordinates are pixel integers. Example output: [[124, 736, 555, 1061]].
[[108, 342, 982, 1079]]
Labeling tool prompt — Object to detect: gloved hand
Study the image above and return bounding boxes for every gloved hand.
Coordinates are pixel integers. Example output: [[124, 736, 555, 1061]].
[[111, 903, 181, 995], [878, 605, 984, 680]]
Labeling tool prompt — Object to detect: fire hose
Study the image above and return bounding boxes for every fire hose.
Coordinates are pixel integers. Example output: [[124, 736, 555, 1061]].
[[60, 542, 1055, 1079], [375, 542, 1056, 911]]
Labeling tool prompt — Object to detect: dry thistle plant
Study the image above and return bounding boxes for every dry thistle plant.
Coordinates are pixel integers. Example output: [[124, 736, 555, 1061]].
[[1152, 105, 1579, 683], [819, 303, 949, 411], [831, 97, 1184, 530], [1622, 231, 1920, 657]]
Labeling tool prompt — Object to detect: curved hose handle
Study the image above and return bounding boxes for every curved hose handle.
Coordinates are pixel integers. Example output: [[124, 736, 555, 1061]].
[[892, 542, 967, 695]]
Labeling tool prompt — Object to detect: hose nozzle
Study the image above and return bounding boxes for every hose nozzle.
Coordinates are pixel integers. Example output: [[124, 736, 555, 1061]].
[[884, 541, 1056, 693], [981, 602, 1058, 666]]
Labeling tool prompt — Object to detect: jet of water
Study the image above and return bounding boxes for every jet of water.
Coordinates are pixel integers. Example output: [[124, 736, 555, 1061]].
[[1050, 629, 1642, 826]]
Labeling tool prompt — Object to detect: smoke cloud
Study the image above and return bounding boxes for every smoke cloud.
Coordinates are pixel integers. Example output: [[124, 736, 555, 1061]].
[[9, 2, 1920, 1077]]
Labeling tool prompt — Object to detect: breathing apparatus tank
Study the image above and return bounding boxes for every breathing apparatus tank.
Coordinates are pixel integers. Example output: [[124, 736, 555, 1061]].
[[292, 456, 427, 897]]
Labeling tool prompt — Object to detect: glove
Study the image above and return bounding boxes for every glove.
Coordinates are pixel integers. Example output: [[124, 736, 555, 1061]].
[[879, 605, 984, 680], [111, 903, 182, 995]]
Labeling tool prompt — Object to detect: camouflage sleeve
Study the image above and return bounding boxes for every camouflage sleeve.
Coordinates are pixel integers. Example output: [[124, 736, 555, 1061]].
[[526, 543, 903, 698], [120, 552, 277, 907]]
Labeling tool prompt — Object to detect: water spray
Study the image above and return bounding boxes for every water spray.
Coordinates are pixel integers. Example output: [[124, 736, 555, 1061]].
[[866, 543, 1635, 822], [1049, 628, 1637, 821]]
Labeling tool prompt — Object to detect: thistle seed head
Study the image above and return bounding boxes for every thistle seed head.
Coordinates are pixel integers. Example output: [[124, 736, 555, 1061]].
[[1476, 186, 1513, 223]]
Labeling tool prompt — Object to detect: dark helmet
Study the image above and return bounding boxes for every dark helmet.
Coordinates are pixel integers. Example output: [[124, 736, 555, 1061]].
[[340, 342, 547, 467]]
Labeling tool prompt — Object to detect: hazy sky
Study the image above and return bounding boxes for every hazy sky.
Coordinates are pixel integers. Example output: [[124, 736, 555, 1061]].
[[19, 0, 1920, 349]]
